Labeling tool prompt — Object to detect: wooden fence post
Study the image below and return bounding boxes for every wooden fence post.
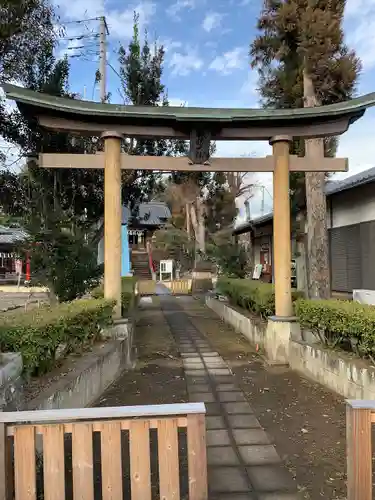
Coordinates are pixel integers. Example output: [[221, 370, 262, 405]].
[[0, 422, 7, 500], [346, 403, 372, 500], [187, 413, 208, 500]]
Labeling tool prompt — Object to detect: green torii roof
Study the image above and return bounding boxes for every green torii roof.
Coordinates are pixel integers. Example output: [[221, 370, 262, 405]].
[[3, 83, 375, 140]]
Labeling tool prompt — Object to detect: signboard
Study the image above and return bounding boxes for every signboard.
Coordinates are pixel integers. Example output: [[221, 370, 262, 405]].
[[160, 260, 173, 281], [253, 264, 262, 280], [15, 259, 23, 275]]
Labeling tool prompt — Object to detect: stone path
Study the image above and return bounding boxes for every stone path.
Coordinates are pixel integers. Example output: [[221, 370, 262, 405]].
[[159, 295, 299, 500]]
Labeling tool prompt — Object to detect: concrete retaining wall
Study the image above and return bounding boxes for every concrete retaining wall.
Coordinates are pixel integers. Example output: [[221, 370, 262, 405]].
[[206, 296, 375, 400], [207, 296, 267, 347], [1, 321, 135, 411], [289, 340, 375, 400], [0, 353, 23, 409]]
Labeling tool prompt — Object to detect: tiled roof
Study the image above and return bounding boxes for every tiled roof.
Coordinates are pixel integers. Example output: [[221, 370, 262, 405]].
[[325, 167, 375, 196], [0, 226, 28, 244], [122, 202, 171, 226]]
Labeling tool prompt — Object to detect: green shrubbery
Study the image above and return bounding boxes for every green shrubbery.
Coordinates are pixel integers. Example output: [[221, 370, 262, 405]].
[[296, 299, 375, 358], [91, 276, 137, 316], [0, 299, 115, 376], [217, 278, 302, 319], [217, 278, 375, 360]]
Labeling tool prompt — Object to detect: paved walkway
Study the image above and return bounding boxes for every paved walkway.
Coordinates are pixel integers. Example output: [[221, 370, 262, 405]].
[[159, 295, 299, 500]]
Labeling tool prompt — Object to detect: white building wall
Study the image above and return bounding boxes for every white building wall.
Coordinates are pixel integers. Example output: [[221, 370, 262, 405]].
[[330, 183, 375, 229]]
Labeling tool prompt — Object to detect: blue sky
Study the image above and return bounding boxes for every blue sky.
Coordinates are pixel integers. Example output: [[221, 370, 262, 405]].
[[8, 0, 375, 221]]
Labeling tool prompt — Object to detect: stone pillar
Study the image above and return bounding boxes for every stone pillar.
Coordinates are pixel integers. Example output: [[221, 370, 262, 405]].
[[270, 135, 293, 318], [103, 131, 122, 318]]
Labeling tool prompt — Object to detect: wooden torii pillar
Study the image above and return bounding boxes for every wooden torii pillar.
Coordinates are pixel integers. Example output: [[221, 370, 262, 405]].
[[102, 131, 122, 318], [271, 135, 293, 317]]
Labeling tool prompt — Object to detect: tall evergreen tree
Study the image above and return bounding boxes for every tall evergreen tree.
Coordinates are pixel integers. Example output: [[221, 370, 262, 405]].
[[250, 0, 361, 298], [1, 38, 105, 225], [0, 0, 59, 164], [117, 14, 190, 209]]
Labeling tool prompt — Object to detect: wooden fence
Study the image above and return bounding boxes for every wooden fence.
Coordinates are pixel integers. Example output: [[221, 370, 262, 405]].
[[0, 403, 207, 500], [163, 279, 192, 295], [137, 279, 157, 296], [346, 400, 375, 500]]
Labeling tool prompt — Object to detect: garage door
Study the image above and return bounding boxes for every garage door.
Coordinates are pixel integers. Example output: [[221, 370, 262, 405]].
[[330, 225, 361, 292]]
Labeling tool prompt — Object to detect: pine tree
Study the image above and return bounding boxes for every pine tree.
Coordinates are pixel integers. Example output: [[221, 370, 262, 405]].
[[250, 0, 361, 299], [118, 13, 190, 214], [118, 14, 188, 159]]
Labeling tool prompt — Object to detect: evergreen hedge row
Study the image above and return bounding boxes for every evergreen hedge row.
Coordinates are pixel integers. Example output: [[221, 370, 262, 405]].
[[91, 276, 137, 316], [0, 299, 115, 376], [295, 298, 375, 357], [217, 278, 302, 319], [217, 278, 375, 359]]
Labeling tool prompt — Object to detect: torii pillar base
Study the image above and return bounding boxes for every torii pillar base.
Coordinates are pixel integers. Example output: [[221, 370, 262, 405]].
[[103, 131, 122, 318]]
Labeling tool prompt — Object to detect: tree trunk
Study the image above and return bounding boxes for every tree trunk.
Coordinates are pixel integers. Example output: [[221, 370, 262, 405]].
[[196, 197, 206, 254], [190, 203, 199, 253], [186, 202, 191, 240], [190, 200, 205, 255], [303, 69, 330, 299]]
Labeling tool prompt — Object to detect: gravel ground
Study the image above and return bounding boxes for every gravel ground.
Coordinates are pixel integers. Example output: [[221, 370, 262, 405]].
[[95, 297, 188, 408]]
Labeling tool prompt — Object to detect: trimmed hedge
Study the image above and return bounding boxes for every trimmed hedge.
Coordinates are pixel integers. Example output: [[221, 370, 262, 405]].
[[217, 278, 303, 319], [295, 298, 375, 357], [91, 276, 137, 316], [0, 298, 115, 376]]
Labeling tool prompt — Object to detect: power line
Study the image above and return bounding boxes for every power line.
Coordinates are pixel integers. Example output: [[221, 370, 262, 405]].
[[56, 17, 102, 26], [60, 34, 99, 42]]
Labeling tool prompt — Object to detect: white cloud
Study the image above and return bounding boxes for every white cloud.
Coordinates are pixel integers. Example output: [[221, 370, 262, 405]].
[[344, 0, 375, 70], [168, 97, 188, 106], [58, 36, 84, 59], [202, 12, 224, 33], [240, 71, 259, 99], [167, 0, 196, 20], [52, 0, 104, 20], [335, 109, 375, 179], [169, 50, 203, 76], [53, 0, 156, 41], [157, 38, 183, 53], [209, 47, 247, 75], [0, 88, 23, 171], [345, 0, 375, 17], [107, 2, 156, 40]]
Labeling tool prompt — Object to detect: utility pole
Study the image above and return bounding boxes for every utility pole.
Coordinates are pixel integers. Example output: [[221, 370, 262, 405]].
[[261, 186, 265, 216], [99, 16, 109, 103]]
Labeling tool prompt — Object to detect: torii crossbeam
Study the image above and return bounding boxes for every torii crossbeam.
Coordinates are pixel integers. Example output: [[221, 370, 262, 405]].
[[38, 152, 348, 173], [3, 83, 375, 320]]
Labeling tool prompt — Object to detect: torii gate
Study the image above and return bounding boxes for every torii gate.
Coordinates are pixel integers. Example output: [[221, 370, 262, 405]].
[[3, 84, 375, 320]]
